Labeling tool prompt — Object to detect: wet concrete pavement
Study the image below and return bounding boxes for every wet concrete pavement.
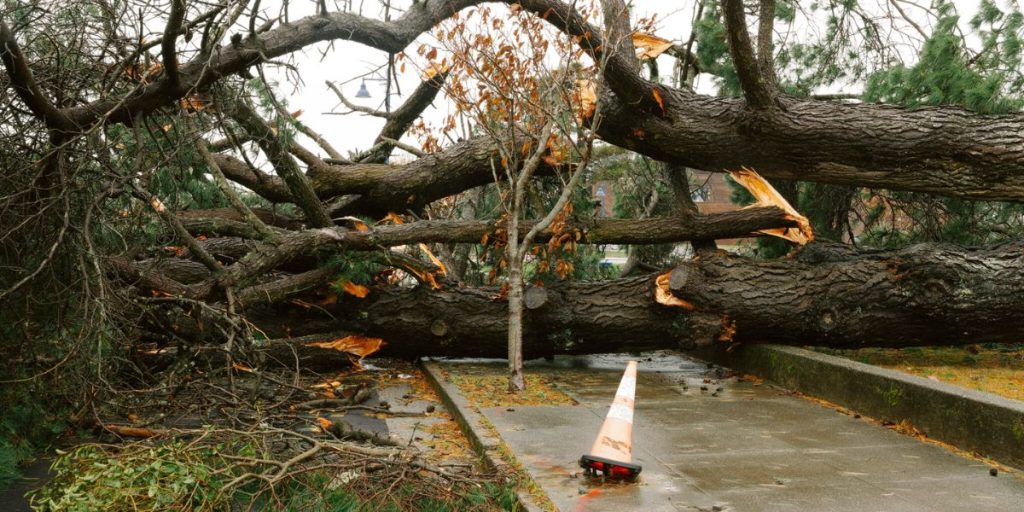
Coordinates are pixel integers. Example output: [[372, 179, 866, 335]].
[[441, 352, 1024, 511]]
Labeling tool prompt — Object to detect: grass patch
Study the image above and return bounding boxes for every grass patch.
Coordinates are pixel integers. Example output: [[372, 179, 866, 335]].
[[450, 372, 577, 408], [820, 344, 1024, 401]]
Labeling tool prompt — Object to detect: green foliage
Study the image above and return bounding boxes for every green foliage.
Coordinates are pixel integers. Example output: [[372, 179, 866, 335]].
[[863, 2, 1022, 113], [29, 441, 520, 512], [694, 0, 742, 96], [0, 365, 70, 487], [857, 0, 1024, 247], [30, 442, 232, 512]]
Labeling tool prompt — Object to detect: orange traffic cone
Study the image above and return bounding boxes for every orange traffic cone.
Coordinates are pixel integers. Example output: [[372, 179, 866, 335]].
[[579, 360, 641, 480]]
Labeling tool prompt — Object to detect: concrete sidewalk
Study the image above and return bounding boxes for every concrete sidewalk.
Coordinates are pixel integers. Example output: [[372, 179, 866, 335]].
[[434, 353, 1024, 512]]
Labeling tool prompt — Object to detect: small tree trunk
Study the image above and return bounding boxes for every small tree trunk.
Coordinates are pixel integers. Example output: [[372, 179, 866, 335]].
[[506, 211, 526, 393]]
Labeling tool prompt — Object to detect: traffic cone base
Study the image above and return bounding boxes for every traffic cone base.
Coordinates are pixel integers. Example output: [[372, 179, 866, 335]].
[[579, 361, 642, 480], [579, 454, 642, 480]]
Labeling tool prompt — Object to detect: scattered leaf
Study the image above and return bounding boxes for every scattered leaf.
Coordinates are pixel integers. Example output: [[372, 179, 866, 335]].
[[342, 281, 370, 298], [231, 363, 255, 373], [306, 335, 384, 358], [317, 417, 333, 431], [105, 425, 160, 438]]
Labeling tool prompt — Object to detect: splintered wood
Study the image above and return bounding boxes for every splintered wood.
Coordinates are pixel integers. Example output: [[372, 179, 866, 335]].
[[729, 167, 814, 245]]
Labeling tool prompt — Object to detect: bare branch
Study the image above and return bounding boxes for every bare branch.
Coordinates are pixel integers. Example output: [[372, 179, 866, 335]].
[[190, 120, 280, 241], [756, 0, 778, 90], [230, 101, 333, 228], [162, 0, 187, 88], [721, 0, 775, 109], [326, 81, 390, 118]]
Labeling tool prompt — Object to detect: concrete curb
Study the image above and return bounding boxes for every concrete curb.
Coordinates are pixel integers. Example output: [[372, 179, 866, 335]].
[[695, 344, 1024, 469], [419, 360, 548, 512]]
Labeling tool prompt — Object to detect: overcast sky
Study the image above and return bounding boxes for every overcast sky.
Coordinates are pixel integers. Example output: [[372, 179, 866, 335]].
[[255, 0, 984, 159]]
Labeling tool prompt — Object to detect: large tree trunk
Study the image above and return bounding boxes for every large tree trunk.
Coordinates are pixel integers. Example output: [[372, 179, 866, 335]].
[[225, 242, 1024, 361]]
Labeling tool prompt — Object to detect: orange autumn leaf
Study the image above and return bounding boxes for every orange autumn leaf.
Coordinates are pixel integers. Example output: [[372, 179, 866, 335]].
[[382, 212, 405, 225], [632, 32, 674, 60], [105, 425, 160, 438], [651, 87, 665, 113], [654, 271, 695, 310], [729, 167, 814, 245], [306, 335, 384, 358], [180, 95, 207, 112], [418, 243, 448, 276], [342, 281, 370, 298], [231, 363, 255, 373], [406, 267, 443, 289], [317, 293, 339, 306], [317, 417, 333, 431]]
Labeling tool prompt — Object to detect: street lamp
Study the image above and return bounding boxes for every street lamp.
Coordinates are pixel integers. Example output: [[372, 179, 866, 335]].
[[355, 79, 371, 98], [354, 76, 400, 100]]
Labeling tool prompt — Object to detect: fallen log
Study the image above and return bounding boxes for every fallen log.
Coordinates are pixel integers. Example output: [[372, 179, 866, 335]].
[[247, 241, 1024, 358]]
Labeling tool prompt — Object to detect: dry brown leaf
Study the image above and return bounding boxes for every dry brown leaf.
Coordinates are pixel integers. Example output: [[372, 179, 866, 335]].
[[311, 380, 342, 390], [105, 425, 160, 438], [306, 335, 384, 358], [717, 315, 737, 342], [729, 167, 814, 245], [654, 271, 695, 310], [632, 32, 674, 60], [575, 79, 597, 120], [423, 62, 449, 80]]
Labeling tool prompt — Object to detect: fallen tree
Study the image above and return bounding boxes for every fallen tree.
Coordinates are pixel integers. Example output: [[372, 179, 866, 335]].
[[131, 241, 1024, 364], [3, 0, 1024, 385]]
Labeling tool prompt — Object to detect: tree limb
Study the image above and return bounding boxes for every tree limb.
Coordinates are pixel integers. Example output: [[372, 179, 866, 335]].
[[161, 0, 187, 88], [721, 0, 775, 109], [230, 101, 333, 227], [0, 21, 76, 131]]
